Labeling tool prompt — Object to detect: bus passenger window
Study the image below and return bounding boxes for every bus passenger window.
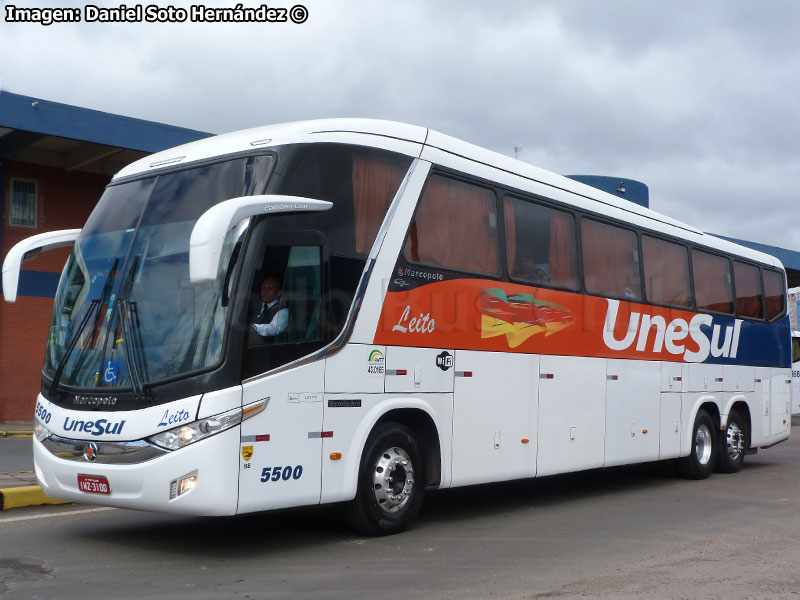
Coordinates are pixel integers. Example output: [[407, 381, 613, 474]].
[[763, 269, 786, 321], [404, 175, 499, 275], [504, 196, 578, 289], [692, 250, 734, 314], [642, 235, 691, 308], [353, 157, 407, 254], [581, 219, 641, 301], [733, 261, 763, 319]]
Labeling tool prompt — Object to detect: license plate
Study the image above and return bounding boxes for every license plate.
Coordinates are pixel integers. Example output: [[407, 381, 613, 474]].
[[77, 474, 110, 495]]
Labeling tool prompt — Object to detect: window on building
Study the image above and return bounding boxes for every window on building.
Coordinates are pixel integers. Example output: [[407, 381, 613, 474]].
[[763, 269, 786, 321], [692, 250, 733, 314], [581, 218, 642, 301], [404, 175, 499, 275], [10, 179, 37, 228], [733, 261, 763, 319], [504, 196, 578, 289], [642, 235, 692, 308]]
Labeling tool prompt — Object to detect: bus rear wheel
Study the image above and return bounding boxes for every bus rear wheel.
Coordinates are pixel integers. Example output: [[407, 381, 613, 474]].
[[345, 422, 425, 536], [715, 409, 747, 473], [676, 409, 716, 479]]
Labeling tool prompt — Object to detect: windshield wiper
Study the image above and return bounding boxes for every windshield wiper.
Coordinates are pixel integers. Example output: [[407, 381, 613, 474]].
[[48, 299, 100, 398], [118, 298, 151, 402], [48, 258, 119, 397], [114, 255, 152, 403]]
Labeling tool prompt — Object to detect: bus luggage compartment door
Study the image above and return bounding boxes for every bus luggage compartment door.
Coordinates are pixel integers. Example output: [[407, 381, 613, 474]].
[[450, 350, 537, 486], [536, 356, 606, 477]]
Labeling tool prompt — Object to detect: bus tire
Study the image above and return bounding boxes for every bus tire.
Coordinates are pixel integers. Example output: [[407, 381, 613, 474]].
[[345, 422, 425, 536], [715, 409, 747, 473], [675, 409, 716, 479]]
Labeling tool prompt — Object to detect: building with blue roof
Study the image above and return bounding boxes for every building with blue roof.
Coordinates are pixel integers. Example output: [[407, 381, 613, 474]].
[[0, 90, 210, 421]]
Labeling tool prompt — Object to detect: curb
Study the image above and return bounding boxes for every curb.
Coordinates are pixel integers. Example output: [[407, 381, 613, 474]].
[[0, 431, 33, 438], [0, 485, 70, 510]]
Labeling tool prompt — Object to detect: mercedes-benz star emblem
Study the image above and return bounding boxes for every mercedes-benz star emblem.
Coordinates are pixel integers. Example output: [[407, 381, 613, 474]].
[[84, 442, 98, 463]]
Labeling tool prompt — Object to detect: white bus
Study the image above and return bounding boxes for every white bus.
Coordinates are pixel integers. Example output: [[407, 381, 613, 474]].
[[3, 120, 793, 534], [793, 331, 800, 415]]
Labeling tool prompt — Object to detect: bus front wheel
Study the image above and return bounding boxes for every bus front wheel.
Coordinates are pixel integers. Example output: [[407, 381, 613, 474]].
[[345, 422, 425, 536], [676, 409, 716, 479]]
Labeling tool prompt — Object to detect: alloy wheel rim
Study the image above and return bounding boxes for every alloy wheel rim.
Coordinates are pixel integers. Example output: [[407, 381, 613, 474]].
[[695, 423, 713, 465], [372, 446, 415, 513], [726, 422, 744, 460]]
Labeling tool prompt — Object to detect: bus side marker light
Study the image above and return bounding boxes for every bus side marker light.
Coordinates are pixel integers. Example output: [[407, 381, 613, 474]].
[[642, 429, 648, 434], [521, 438, 529, 444], [607, 375, 619, 381], [540, 373, 554, 380], [330, 452, 342, 460], [242, 400, 268, 419]]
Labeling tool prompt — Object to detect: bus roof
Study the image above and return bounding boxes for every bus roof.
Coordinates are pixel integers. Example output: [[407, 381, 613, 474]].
[[113, 118, 783, 270]]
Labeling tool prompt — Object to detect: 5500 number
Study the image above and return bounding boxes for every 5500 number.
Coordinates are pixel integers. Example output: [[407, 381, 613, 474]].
[[34, 401, 52, 424], [260, 465, 303, 483]]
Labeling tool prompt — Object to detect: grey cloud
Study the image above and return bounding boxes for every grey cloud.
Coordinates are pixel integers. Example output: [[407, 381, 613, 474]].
[[1, 0, 798, 250]]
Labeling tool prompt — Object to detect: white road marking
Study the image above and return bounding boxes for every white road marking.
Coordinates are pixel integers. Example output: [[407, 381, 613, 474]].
[[0, 506, 115, 523]]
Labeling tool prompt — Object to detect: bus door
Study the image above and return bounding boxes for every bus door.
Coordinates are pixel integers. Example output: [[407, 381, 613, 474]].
[[237, 230, 329, 513]]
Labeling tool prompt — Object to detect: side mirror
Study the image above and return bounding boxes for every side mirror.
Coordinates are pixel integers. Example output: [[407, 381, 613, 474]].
[[189, 195, 332, 284], [2, 229, 81, 303]]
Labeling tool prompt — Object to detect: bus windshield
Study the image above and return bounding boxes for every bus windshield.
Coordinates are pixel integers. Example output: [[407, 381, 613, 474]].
[[44, 155, 273, 391], [43, 143, 414, 399]]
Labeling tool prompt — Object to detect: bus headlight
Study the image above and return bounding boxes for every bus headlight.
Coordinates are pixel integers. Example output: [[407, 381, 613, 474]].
[[34, 421, 52, 442], [147, 400, 266, 451]]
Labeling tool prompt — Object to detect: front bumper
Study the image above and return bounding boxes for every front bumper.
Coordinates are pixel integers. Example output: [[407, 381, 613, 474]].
[[34, 426, 240, 516]]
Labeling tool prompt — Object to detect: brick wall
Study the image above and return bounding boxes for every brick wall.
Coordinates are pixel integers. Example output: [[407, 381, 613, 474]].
[[790, 288, 799, 331], [0, 160, 108, 421]]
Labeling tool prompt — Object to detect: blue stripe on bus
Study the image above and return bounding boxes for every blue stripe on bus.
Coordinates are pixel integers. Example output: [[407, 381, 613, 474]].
[[715, 315, 792, 369], [0, 270, 61, 299]]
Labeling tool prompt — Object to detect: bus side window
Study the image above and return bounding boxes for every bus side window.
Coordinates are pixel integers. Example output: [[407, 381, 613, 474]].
[[642, 235, 692, 308], [763, 269, 786, 321], [733, 260, 764, 319], [404, 175, 499, 276], [248, 245, 323, 347], [692, 250, 734, 315], [581, 218, 642, 301], [504, 196, 578, 289], [352, 157, 407, 254]]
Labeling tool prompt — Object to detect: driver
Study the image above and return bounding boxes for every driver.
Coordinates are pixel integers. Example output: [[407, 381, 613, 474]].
[[252, 277, 289, 337]]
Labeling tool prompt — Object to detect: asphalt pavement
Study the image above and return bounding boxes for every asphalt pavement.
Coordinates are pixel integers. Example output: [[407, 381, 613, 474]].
[[0, 437, 34, 473], [2, 423, 800, 599]]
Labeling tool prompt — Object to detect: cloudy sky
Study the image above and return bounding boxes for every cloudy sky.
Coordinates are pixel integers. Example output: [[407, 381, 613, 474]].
[[2, 0, 799, 251]]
